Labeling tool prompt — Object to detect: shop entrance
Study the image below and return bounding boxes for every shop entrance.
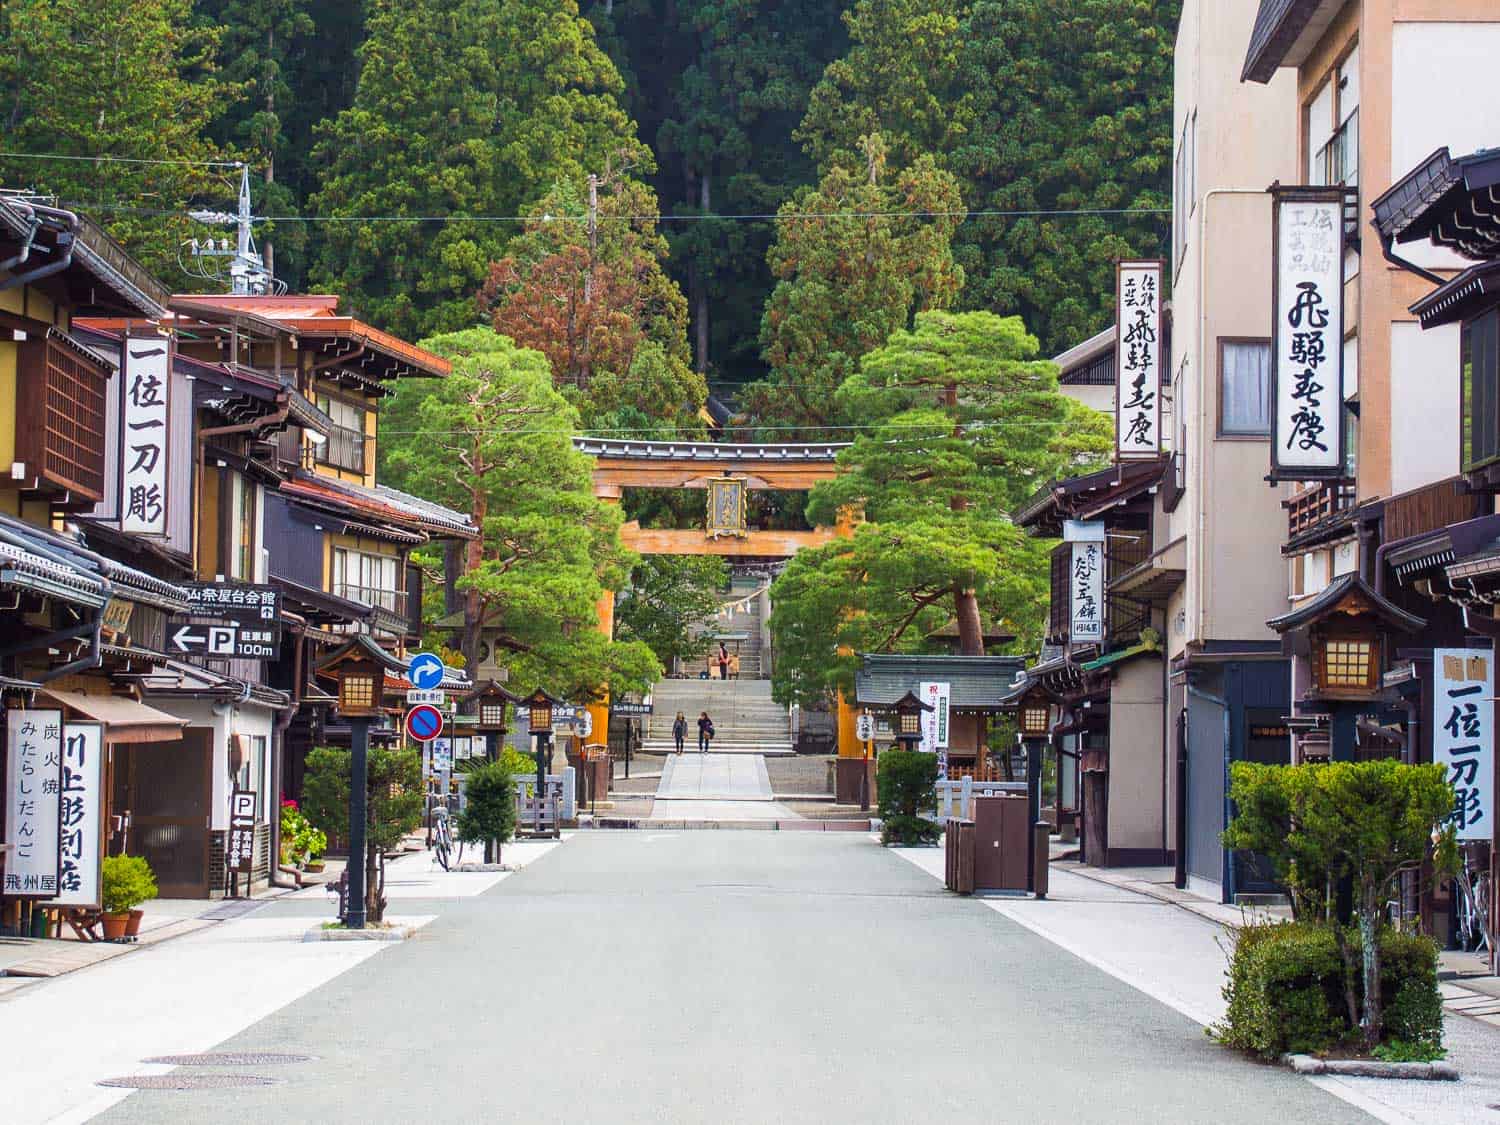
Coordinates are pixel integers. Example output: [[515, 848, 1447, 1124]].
[[112, 728, 212, 898]]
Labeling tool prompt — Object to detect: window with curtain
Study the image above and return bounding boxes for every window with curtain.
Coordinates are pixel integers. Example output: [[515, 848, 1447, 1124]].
[[228, 474, 257, 581], [1219, 339, 1272, 436]]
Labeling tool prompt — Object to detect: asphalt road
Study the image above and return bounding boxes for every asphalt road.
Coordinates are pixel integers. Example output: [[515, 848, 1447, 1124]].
[[96, 833, 1372, 1124]]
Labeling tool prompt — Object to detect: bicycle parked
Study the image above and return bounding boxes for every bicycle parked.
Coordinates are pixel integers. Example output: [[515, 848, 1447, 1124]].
[[431, 804, 458, 872], [1453, 842, 1493, 955]]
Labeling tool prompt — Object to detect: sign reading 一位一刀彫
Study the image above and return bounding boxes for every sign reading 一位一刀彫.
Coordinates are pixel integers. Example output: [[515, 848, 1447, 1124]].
[[1433, 647, 1494, 843], [121, 336, 170, 536], [1271, 189, 1346, 480], [1115, 260, 1163, 460]]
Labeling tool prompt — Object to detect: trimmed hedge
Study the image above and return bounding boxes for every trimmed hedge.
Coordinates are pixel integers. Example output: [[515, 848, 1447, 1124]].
[[877, 750, 940, 846], [1212, 921, 1442, 1059]]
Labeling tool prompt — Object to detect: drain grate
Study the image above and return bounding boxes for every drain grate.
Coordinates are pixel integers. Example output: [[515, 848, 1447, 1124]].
[[142, 1052, 313, 1066], [98, 1075, 279, 1090]]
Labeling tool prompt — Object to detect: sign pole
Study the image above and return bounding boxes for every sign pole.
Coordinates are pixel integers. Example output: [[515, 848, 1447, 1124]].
[[346, 717, 369, 930]]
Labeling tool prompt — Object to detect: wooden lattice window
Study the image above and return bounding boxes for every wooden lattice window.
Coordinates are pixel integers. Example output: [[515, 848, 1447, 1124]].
[[1311, 621, 1380, 696], [16, 330, 110, 505]]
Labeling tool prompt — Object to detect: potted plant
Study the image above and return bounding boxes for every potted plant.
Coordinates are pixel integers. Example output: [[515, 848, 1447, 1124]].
[[280, 799, 328, 872], [101, 854, 158, 940]]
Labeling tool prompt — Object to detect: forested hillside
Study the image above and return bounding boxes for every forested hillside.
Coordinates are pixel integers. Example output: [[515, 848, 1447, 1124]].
[[0, 0, 1179, 401]]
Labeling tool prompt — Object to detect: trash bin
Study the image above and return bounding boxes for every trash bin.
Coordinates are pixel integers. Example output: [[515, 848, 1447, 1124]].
[[944, 818, 975, 894], [972, 794, 1029, 892]]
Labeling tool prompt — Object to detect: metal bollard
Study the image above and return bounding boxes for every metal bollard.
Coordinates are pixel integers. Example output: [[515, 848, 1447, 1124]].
[[1032, 821, 1050, 900]]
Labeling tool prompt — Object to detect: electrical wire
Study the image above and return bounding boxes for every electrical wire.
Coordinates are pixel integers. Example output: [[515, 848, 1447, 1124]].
[[0, 151, 244, 169], [381, 419, 1088, 437]]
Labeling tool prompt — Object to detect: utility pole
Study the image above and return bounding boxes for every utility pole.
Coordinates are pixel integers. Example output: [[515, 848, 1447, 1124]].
[[188, 164, 275, 296]]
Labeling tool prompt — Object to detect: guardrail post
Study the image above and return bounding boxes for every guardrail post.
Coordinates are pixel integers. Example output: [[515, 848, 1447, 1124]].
[[1033, 821, 1050, 900]]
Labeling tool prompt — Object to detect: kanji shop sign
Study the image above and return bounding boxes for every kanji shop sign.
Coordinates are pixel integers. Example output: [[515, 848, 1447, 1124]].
[[1067, 521, 1106, 645], [1115, 260, 1163, 460], [169, 582, 282, 661], [4, 709, 62, 897], [1434, 647, 1494, 842], [120, 335, 171, 536], [54, 721, 104, 907], [1271, 188, 1346, 480], [227, 788, 256, 874]]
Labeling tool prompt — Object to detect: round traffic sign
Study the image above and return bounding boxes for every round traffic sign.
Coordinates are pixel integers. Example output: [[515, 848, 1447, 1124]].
[[407, 652, 445, 691], [405, 704, 444, 742]]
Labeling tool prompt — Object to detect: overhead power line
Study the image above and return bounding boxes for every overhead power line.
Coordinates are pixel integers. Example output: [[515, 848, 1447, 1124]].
[[0, 151, 245, 170]]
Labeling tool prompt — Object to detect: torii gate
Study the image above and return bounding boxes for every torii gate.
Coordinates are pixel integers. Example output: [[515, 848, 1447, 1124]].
[[576, 437, 859, 752]]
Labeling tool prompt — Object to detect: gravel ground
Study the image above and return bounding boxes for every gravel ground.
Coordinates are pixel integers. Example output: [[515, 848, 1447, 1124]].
[[765, 754, 834, 795]]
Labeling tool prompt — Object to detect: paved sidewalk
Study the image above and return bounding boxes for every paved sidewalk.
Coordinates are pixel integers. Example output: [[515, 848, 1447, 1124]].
[[891, 842, 1500, 1125], [655, 752, 773, 801]]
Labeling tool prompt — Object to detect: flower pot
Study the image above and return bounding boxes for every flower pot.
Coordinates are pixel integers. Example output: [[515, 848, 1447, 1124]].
[[304, 861, 325, 874], [102, 912, 130, 940], [125, 909, 145, 937]]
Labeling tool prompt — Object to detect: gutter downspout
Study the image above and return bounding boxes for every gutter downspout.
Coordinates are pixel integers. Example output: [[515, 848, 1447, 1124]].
[[0, 206, 80, 293], [1373, 524, 1449, 599], [269, 621, 306, 890], [0, 202, 40, 273], [1377, 228, 1446, 288]]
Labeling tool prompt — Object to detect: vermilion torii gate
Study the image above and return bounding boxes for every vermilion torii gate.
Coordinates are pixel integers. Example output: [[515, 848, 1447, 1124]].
[[575, 437, 858, 751]]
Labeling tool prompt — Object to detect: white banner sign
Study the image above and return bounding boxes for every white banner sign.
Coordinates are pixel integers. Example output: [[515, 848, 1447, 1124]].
[[4, 709, 63, 897], [1069, 541, 1104, 644], [121, 335, 170, 535], [918, 681, 950, 755], [1272, 193, 1344, 478], [1434, 647, 1494, 842], [54, 721, 105, 906], [1115, 260, 1163, 459]]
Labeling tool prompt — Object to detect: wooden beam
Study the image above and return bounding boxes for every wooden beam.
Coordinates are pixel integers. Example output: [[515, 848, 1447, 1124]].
[[591, 461, 837, 492], [618, 524, 837, 557]]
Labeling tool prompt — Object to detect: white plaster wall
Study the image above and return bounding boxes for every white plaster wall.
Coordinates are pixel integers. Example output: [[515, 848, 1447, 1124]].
[[1391, 22, 1500, 271], [1060, 383, 1114, 420], [1388, 321, 1460, 495]]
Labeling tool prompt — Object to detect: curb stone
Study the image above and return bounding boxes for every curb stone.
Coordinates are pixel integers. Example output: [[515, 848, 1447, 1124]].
[[1282, 1053, 1459, 1080], [302, 924, 415, 943]]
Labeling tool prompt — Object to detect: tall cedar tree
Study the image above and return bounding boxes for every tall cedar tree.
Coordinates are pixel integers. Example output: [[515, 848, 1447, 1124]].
[[799, 0, 1178, 354], [477, 173, 707, 437], [769, 311, 1112, 707], [583, 0, 847, 384], [377, 328, 659, 700], [742, 135, 964, 436], [0, 0, 234, 280], [309, 0, 649, 340]]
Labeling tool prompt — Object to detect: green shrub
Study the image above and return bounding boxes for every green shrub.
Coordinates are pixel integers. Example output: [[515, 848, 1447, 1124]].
[[101, 854, 158, 914], [279, 800, 327, 867], [877, 750, 939, 845], [1212, 921, 1444, 1060], [456, 760, 518, 853]]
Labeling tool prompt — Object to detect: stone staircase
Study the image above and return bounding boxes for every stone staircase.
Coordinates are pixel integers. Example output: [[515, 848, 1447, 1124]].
[[644, 677, 793, 756]]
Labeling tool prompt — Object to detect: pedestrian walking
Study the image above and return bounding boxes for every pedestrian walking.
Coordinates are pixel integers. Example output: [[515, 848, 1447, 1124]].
[[697, 711, 714, 753], [718, 641, 730, 681], [672, 711, 687, 755]]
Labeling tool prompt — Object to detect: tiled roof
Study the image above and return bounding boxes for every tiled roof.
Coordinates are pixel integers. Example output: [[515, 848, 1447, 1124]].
[[574, 437, 847, 462], [282, 472, 476, 540], [854, 653, 1028, 711]]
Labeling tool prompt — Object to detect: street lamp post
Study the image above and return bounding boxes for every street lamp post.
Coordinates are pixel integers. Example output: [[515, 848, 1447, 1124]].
[[892, 690, 931, 754], [1017, 693, 1053, 894], [525, 689, 557, 838], [335, 654, 385, 930]]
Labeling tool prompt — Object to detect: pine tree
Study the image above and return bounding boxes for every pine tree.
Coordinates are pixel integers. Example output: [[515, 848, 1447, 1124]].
[[310, 0, 649, 339]]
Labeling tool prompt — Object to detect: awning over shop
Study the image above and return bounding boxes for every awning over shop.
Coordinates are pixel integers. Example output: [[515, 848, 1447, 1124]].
[[39, 689, 186, 744]]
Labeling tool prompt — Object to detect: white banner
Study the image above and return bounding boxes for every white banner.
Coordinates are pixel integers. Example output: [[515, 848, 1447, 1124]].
[[1272, 193, 1344, 477], [1434, 647, 1494, 842], [121, 335, 170, 535], [1069, 541, 1104, 644], [1115, 260, 1163, 459], [55, 722, 104, 907], [918, 681, 950, 754], [4, 709, 63, 897]]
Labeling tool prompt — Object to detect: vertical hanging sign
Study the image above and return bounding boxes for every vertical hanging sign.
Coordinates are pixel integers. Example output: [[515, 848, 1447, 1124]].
[[1434, 648, 1494, 842], [1115, 260, 1163, 460], [54, 721, 104, 907], [918, 681, 951, 779], [1067, 521, 1106, 644], [1271, 188, 1345, 479], [3, 709, 63, 897], [121, 334, 170, 535]]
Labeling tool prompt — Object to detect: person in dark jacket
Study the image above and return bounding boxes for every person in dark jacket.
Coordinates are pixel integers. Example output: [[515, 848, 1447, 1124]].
[[672, 712, 687, 755], [697, 711, 714, 753], [718, 641, 730, 681]]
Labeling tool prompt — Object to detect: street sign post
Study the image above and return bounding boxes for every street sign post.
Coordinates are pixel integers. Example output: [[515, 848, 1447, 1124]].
[[405, 704, 445, 743], [407, 652, 445, 691], [406, 689, 445, 706], [169, 581, 282, 661]]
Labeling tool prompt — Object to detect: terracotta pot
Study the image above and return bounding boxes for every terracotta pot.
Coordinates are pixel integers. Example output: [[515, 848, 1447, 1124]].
[[125, 909, 145, 937], [304, 861, 325, 874], [102, 912, 130, 940]]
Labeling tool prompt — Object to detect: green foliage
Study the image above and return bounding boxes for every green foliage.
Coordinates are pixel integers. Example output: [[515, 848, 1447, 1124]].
[[769, 311, 1112, 706], [877, 749, 940, 845], [0, 0, 236, 281], [455, 760, 518, 849], [100, 854, 158, 914], [799, 0, 1179, 355], [309, 0, 649, 339], [1212, 922, 1444, 1061], [616, 556, 728, 669], [742, 136, 965, 434], [1222, 761, 1455, 1050], [301, 745, 424, 855], [279, 799, 327, 867], [378, 328, 660, 699]]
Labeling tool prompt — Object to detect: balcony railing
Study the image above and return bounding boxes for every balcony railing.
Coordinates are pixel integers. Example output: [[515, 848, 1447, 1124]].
[[312, 423, 366, 474], [336, 583, 406, 614], [1285, 480, 1357, 540], [1312, 110, 1358, 188]]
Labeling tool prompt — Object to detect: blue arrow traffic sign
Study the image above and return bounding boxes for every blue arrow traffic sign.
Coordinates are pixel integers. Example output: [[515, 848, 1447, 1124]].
[[405, 704, 444, 743], [407, 651, 445, 691]]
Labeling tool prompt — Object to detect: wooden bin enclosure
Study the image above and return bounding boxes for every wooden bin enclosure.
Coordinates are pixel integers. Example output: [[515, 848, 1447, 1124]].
[[972, 794, 1030, 892], [944, 818, 975, 894]]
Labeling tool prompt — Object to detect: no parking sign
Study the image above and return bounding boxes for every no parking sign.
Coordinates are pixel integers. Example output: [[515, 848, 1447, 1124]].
[[405, 704, 445, 743]]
